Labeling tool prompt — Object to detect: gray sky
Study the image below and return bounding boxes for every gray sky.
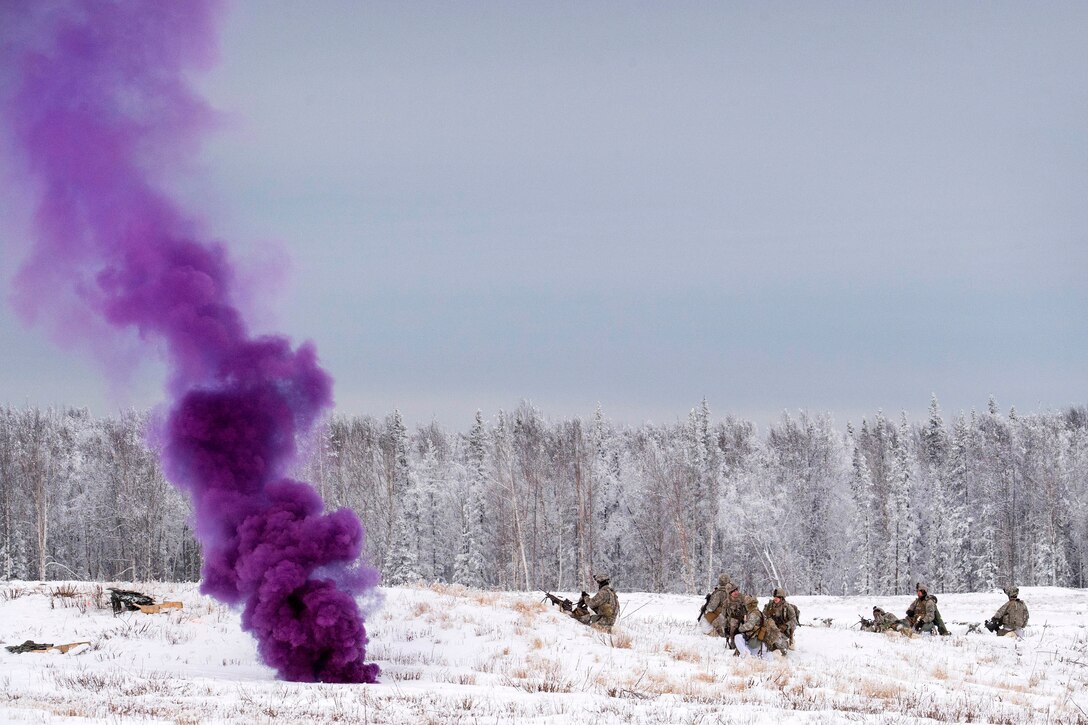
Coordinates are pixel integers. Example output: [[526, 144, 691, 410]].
[[2, 1, 1086, 429]]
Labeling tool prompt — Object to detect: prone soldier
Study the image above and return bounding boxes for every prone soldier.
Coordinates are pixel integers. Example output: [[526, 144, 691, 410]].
[[862, 606, 910, 634]]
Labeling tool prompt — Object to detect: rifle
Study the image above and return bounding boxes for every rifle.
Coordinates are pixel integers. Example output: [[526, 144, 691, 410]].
[[697, 592, 712, 622], [858, 615, 874, 631], [542, 591, 575, 613]]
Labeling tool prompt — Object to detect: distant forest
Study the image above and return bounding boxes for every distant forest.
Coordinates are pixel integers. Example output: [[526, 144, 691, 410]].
[[1, 398, 1086, 596]]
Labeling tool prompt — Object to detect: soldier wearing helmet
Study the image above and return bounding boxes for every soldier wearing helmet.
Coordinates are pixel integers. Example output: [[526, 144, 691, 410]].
[[906, 582, 949, 635], [700, 574, 736, 637], [576, 573, 619, 629], [762, 586, 800, 649], [986, 586, 1029, 638], [865, 606, 909, 634], [736, 595, 788, 658]]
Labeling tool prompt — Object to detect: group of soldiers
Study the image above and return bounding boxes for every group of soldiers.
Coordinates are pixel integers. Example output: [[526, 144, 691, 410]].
[[861, 583, 1030, 639], [698, 574, 798, 659], [545, 575, 1029, 650]]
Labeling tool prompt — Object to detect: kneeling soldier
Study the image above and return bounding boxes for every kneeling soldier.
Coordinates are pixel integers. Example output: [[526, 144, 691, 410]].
[[986, 586, 1028, 638], [700, 574, 734, 636], [577, 573, 619, 629], [736, 595, 788, 658], [906, 583, 949, 635], [763, 587, 800, 649]]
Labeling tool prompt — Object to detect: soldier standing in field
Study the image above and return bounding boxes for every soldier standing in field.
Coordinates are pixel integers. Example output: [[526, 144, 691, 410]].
[[576, 573, 619, 629], [763, 587, 800, 649], [987, 586, 1029, 638]]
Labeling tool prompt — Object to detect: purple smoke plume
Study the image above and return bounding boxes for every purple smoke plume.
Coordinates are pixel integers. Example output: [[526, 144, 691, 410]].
[[0, 1, 380, 683]]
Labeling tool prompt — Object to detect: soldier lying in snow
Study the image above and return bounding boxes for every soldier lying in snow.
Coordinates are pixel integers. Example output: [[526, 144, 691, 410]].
[[861, 606, 911, 634]]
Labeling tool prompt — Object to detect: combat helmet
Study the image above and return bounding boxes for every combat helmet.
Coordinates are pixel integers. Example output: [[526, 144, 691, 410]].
[[1003, 585, 1019, 598], [772, 587, 787, 598]]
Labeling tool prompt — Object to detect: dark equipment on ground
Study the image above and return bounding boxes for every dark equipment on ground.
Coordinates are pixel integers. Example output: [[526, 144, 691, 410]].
[[542, 591, 590, 620], [5, 639, 89, 654], [108, 588, 155, 615], [984, 618, 1001, 633], [5, 640, 53, 653]]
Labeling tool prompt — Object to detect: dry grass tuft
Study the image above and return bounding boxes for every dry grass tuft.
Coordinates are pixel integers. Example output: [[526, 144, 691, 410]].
[[511, 599, 545, 615], [855, 678, 901, 700], [610, 629, 634, 649], [1, 586, 28, 601]]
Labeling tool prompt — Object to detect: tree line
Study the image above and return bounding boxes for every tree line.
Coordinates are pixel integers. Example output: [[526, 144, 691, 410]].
[[2, 398, 1086, 596]]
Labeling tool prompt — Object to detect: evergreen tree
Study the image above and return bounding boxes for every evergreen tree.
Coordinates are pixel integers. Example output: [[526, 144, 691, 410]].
[[453, 411, 487, 588]]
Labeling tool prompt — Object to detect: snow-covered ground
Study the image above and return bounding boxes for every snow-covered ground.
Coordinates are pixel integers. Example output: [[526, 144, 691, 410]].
[[1, 582, 1086, 723]]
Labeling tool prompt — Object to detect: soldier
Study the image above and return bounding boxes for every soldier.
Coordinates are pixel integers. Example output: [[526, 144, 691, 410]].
[[722, 583, 748, 652], [864, 606, 908, 634], [763, 587, 800, 649], [576, 573, 619, 629], [906, 583, 949, 635], [736, 595, 788, 658], [986, 586, 1029, 638], [700, 574, 735, 637]]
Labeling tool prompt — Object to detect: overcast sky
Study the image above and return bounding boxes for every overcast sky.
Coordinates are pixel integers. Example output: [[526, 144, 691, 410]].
[[2, 1, 1086, 429]]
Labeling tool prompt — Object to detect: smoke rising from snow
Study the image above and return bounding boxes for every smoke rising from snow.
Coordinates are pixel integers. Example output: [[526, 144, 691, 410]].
[[0, 0, 380, 683]]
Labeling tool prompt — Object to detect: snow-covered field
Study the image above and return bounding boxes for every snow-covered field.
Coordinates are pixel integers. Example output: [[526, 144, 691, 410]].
[[1, 582, 1086, 724]]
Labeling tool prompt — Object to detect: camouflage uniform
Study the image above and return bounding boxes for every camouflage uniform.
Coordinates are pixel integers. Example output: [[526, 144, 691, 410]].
[[577, 574, 619, 628], [762, 587, 799, 648], [865, 606, 908, 634], [990, 586, 1029, 637], [703, 575, 736, 637], [736, 595, 787, 658], [723, 586, 747, 650], [906, 583, 948, 635]]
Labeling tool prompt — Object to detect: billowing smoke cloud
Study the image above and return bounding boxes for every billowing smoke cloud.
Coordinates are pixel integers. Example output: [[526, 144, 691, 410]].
[[0, 1, 380, 683]]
